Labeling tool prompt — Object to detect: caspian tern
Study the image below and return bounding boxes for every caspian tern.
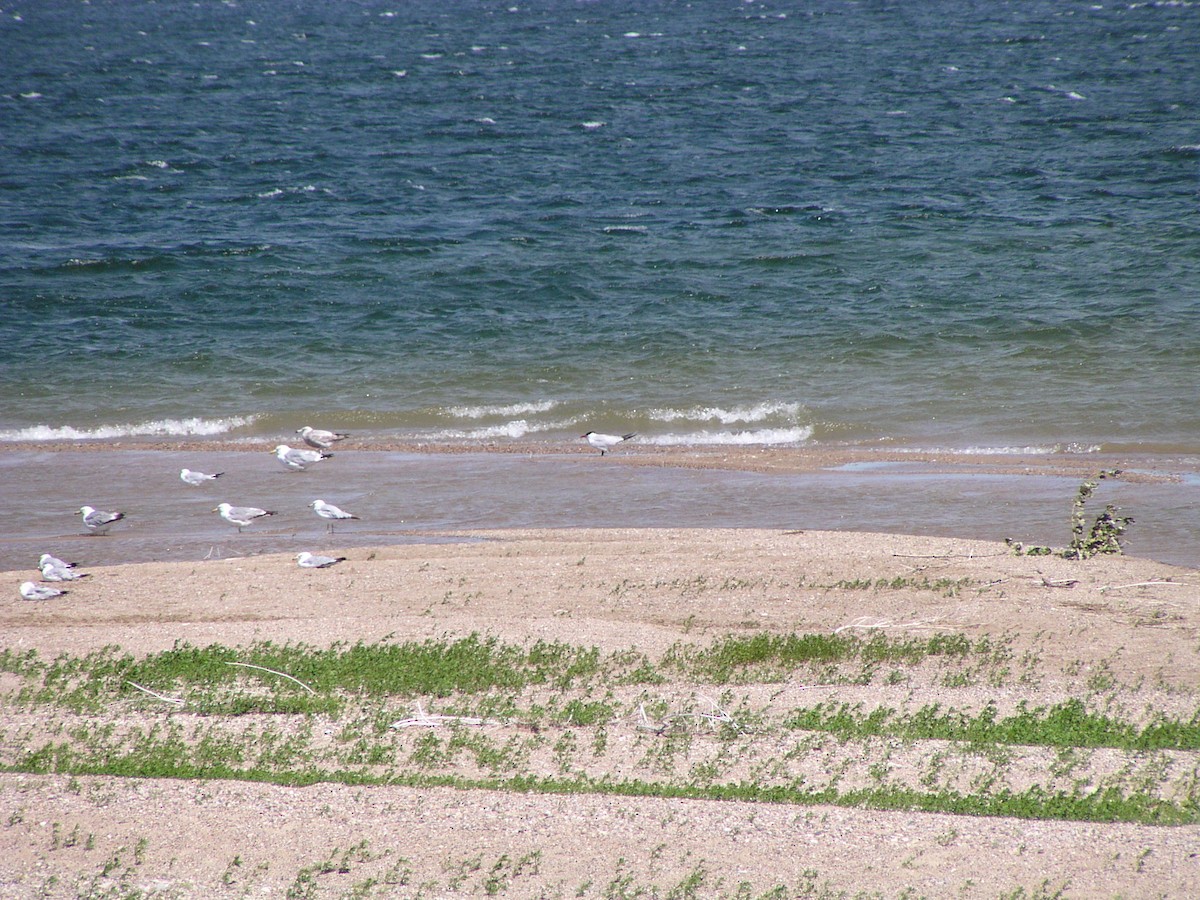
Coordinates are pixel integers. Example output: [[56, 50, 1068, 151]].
[[581, 431, 637, 456]]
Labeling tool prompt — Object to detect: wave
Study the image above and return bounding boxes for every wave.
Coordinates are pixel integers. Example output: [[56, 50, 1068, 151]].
[[417, 420, 544, 441], [0, 416, 257, 442], [441, 400, 559, 419], [892, 444, 1102, 456], [642, 426, 813, 446], [647, 402, 804, 426]]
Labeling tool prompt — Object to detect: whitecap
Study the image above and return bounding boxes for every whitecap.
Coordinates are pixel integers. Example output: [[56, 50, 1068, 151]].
[[0, 416, 258, 442], [581, 121, 606, 130], [443, 400, 557, 419], [641, 426, 813, 447], [891, 444, 1101, 456], [647, 401, 803, 426], [423, 421, 536, 441]]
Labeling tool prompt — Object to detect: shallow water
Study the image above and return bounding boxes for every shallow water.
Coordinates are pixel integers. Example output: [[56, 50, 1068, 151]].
[[2, 450, 1196, 574]]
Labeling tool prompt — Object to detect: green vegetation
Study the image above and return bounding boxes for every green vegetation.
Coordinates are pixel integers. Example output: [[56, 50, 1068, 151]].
[[2, 633, 1198, 827]]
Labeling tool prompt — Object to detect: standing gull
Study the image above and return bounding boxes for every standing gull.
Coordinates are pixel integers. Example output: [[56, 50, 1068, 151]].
[[272, 443, 331, 471], [214, 502, 276, 532], [78, 505, 125, 535], [296, 551, 347, 569], [309, 499, 359, 532], [581, 431, 637, 456], [181, 468, 224, 485], [21, 581, 66, 601], [296, 426, 350, 450]]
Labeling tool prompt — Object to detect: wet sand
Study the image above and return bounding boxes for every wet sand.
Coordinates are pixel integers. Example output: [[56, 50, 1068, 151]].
[[2, 441, 1198, 572]]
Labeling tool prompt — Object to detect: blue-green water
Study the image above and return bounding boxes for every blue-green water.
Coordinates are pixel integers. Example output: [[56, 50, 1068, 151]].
[[2, 0, 1198, 452]]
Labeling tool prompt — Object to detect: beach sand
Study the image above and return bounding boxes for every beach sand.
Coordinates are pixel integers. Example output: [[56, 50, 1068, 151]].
[[3, 526, 1200, 897]]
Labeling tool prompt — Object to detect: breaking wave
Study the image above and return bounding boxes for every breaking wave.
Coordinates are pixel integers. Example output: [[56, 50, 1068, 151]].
[[0, 416, 257, 442]]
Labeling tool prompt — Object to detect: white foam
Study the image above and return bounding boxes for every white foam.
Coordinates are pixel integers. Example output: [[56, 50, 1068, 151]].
[[892, 444, 1102, 456], [0, 416, 257, 442], [423, 421, 537, 441], [647, 401, 803, 426], [443, 400, 558, 419], [643, 426, 813, 447]]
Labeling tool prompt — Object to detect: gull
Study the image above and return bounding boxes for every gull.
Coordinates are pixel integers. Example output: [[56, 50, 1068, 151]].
[[214, 502, 276, 532], [581, 431, 637, 456], [272, 443, 331, 471], [296, 551, 347, 569], [310, 499, 359, 532], [180, 468, 224, 485], [21, 581, 66, 601], [78, 505, 125, 535], [41, 561, 89, 582], [39, 553, 77, 571], [296, 425, 350, 450]]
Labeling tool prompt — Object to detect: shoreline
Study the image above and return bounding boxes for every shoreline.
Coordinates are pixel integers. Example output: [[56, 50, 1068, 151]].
[[4, 437, 1197, 479], [3, 442, 1199, 572]]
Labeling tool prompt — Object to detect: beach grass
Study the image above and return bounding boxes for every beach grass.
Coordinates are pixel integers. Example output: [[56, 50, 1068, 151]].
[[2, 635, 1197, 827]]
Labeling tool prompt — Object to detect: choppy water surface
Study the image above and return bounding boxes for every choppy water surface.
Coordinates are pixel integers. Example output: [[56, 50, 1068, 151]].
[[1, 0, 1197, 453]]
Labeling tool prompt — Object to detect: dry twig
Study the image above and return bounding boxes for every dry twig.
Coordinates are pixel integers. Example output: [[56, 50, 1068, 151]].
[[390, 701, 500, 729], [126, 681, 184, 706], [226, 661, 316, 694]]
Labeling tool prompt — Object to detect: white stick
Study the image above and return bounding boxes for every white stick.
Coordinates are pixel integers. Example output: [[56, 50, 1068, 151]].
[[226, 661, 316, 694], [1100, 581, 1190, 593], [390, 701, 498, 729], [126, 681, 184, 705]]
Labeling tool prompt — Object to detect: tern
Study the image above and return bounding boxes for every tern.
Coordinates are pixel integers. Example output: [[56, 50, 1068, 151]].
[[78, 505, 125, 535], [180, 468, 224, 485], [214, 502, 276, 532], [310, 499, 359, 532], [581, 431, 637, 456], [272, 444, 332, 471], [296, 426, 350, 450], [21, 581, 65, 601], [296, 551, 347, 569]]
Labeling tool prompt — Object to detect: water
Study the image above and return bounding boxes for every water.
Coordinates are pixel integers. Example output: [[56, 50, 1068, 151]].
[[1, 0, 1197, 451], [0, 449, 1188, 570]]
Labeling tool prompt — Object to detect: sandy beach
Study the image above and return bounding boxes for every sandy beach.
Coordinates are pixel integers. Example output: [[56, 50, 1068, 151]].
[[3, 524, 1200, 898]]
